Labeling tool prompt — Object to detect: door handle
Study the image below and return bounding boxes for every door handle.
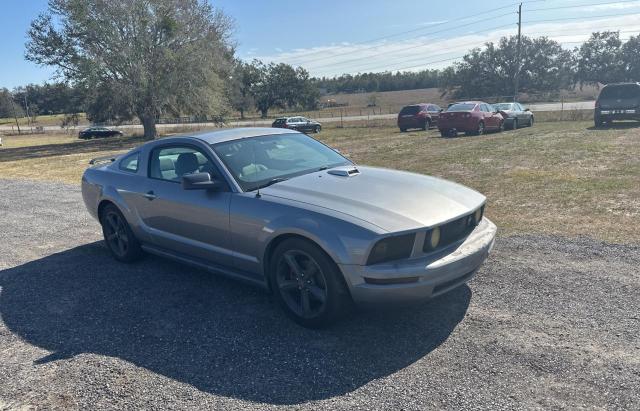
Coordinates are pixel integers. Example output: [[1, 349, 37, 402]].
[[143, 190, 156, 200]]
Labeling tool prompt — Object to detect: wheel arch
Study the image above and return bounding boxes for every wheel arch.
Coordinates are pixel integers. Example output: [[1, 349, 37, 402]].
[[262, 232, 350, 296]]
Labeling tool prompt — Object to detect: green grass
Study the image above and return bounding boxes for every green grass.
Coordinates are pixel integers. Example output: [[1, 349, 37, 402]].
[[1, 120, 639, 243]]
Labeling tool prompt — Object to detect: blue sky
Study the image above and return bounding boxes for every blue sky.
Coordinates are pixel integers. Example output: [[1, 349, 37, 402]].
[[2, 0, 640, 88]]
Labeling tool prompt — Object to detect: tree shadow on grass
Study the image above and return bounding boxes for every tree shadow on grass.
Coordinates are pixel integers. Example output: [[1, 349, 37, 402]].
[[0, 135, 146, 162], [0, 242, 471, 405]]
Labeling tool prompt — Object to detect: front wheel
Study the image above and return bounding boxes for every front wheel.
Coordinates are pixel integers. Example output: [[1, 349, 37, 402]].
[[270, 238, 351, 328], [422, 119, 430, 131], [314, 125, 321, 133], [100, 204, 143, 262], [513, 118, 519, 130], [528, 116, 534, 127]]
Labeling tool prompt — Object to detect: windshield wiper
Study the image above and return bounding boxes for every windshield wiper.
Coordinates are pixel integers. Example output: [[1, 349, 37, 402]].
[[254, 177, 288, 190]]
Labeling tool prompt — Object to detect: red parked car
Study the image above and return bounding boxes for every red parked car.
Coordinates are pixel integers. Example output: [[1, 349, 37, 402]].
[[397, 103, 442, 132], [438, 101, 504, 137]]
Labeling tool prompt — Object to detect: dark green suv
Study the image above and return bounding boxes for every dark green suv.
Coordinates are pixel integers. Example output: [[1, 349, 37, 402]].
[[594, 82, 640, 127]]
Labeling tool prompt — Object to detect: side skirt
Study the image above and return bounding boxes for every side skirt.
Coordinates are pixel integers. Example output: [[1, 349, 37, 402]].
[[141, 244, 269, 290]]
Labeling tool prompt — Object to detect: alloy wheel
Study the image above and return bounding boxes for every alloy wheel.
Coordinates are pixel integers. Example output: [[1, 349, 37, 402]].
[[103, 211, 129, 257], [275, 250, 328, 319]]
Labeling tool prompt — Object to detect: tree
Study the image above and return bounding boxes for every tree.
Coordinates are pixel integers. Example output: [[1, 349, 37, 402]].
[[26, 0, 234, 139], [576, 31, 624, 86], [443, 36, 574, 99], [229, 60, 261, 119], [252, 62, 319, 118], [621, 34, 640, 82]]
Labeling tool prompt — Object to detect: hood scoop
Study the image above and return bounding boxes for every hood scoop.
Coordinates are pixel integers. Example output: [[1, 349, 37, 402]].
[[327, 166, 360, 177]]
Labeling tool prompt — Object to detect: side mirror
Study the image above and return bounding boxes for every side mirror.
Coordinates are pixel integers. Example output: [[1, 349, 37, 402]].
[[439, 109, 444, 112], [182, 172, 222, 190], [524, 108, 530, 112]]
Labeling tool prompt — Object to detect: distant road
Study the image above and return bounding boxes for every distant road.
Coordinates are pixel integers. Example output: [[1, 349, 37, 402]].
[[0, 100, 595, 132]]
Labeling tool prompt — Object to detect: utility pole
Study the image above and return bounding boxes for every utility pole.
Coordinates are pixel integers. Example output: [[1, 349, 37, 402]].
[[514, 2, 522, 102], [9, 93, 21, 135]]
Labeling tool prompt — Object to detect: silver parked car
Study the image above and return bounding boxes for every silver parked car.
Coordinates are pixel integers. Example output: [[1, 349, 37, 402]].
[[493, 102, 534, 129], [81, 128, 497, 327]]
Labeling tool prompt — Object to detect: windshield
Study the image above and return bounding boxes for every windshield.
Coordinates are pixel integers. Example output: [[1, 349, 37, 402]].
[[599, 85, 640, 99], [212, 133, 351, 191], [399, 106, 420, 115], [447, 103, 476, 112], [494, 103, 513, 110]]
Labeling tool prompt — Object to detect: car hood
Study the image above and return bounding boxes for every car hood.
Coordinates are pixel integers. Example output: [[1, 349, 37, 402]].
[[261, 165, 486, 233]]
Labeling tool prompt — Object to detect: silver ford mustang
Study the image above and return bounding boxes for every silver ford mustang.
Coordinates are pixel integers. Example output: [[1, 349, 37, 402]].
[[82, 127, 497, 327]]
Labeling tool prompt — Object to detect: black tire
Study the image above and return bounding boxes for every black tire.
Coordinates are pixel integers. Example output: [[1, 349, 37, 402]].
[[314, 125, 321, 133], [100, 204, 143, 262], [422, 119, 430, 131], [498, 120, 504, 133], [400, 128, 407, 132], [440, 130, 449, 138], [513, 118, 519, 130], [269, 238, 351, 328], [528, 116, 534, 127]]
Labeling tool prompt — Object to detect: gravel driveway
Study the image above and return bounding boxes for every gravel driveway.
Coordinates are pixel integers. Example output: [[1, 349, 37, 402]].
[[0, 179, 638, 410]]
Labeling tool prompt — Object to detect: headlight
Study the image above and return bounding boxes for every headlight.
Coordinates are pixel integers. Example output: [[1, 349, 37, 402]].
[[367, 233, 415, 265], [474, 206, 484, 224]]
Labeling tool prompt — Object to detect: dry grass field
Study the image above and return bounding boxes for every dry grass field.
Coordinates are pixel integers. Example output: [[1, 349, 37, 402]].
[[1, 120, 639, 243]]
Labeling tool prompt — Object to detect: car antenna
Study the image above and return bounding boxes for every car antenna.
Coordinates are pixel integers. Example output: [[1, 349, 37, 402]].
[[251, 139, 261, 198]]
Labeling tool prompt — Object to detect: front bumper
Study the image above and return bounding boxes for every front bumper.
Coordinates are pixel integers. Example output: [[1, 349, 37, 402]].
[[339, 218, 497, 304]]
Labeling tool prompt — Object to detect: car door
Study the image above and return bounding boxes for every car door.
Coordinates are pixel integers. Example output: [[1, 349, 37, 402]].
[[428, 105, 441, 124], [480, 104, 494, 128], [516, 103, 528, 122], [133, 143, 233, 267], [299, 117, 311, 132]]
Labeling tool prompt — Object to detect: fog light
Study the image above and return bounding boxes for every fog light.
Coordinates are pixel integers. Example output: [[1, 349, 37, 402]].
[[429, 227, 440, 248], [474, 208, 483, 224]]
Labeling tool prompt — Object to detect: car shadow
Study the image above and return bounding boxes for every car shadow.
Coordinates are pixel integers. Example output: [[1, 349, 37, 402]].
[[0, 241, 471, 405], [586, 121, 640, 131]]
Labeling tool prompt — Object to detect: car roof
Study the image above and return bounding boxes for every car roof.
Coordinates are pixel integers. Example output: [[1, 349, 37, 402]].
[[184, 127, 300, 144]]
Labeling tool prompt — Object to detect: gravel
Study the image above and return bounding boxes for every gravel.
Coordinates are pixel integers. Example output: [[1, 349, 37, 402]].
[[0, 178, 638, 410]]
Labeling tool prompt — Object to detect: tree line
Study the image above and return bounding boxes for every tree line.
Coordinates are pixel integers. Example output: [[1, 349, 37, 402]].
[[8, 0, 640, 139], [315, 31, 640, 99]]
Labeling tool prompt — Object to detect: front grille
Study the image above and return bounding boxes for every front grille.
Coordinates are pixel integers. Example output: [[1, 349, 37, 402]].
[[423, 210, 481, 252]]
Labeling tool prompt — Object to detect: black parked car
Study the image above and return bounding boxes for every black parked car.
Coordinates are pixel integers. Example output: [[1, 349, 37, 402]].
[[594, 82, 640, 127], [272, 116, 322, 133], [493, 102, 534, 129], [79, 127, 124, 139]]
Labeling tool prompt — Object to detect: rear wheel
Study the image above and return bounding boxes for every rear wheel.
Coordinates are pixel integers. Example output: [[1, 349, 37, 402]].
[[270, 238, 351, 328], [100, 204, 143, 262], [422, 119, 430, 131], [476, 121, 485, 136], [400, 128, 407, 132]]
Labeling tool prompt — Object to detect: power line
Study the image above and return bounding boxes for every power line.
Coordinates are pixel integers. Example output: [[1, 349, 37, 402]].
[[285, 1, 537, 63], [306, 22, 515, 71], [288, 11, 517, 66], [526, 0, 640, 12], [314, 27, 640, 77], [525, 10, 640, 24]]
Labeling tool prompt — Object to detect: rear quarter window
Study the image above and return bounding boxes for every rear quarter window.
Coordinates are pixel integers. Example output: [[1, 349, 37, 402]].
[[119, 152, 139, 173]]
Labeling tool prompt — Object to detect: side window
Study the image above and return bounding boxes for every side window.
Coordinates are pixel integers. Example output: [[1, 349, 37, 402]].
[[149, 146, 224, 184], [119, 152, 139, 173]]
